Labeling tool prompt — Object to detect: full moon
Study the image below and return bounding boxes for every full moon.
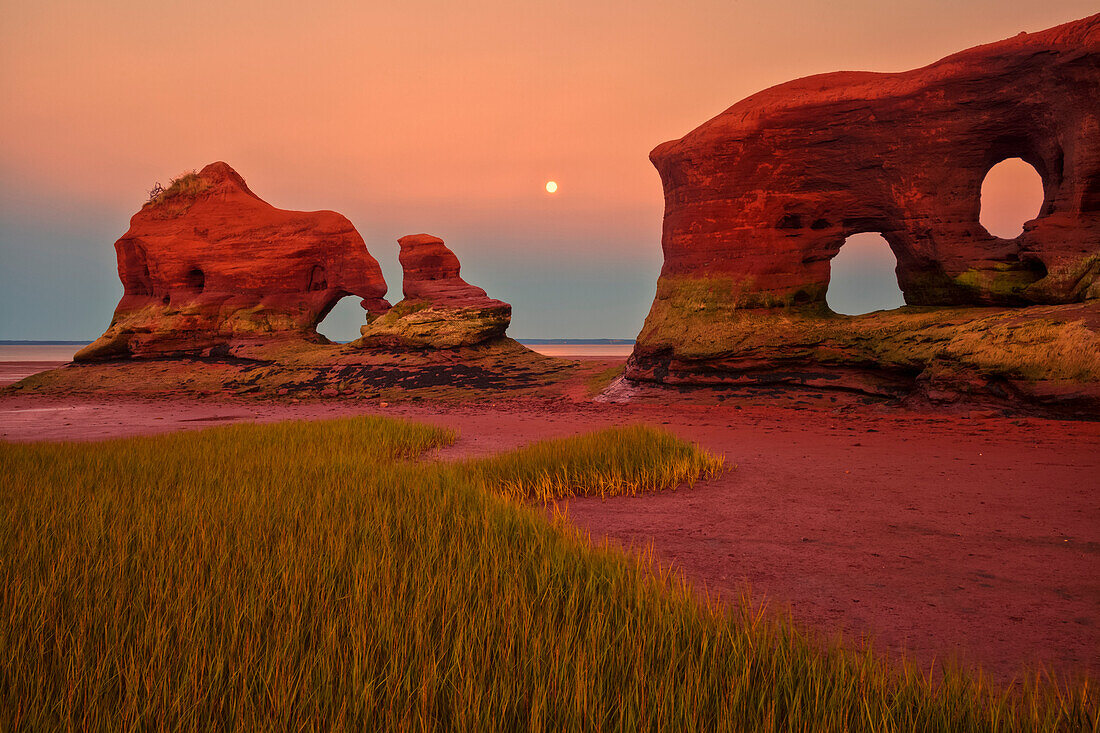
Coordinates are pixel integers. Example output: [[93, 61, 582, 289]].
[[545, 181, 558, 194]]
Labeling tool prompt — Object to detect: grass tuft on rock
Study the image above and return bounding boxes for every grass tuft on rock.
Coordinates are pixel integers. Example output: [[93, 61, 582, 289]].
[[144, 171, 211, 211]]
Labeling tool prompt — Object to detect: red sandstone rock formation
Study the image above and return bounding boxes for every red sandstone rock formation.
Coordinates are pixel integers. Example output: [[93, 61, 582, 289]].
[[398, 234, 505, 306], [356, 234, 511, 348], [76, 162, 391, 361], [629, 15, 1100, 402], [648, 14, 1099, 309]]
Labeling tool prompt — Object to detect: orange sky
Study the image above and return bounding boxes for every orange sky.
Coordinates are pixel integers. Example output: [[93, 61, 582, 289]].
[[0, 1, 1092, 338]]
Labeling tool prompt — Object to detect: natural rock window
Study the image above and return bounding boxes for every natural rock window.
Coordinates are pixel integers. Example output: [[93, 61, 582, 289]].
[[75, 161, 394, 362], [979, 158, 1044, 239], [315, 295, 365, 343], [825, 233, 906, 315]]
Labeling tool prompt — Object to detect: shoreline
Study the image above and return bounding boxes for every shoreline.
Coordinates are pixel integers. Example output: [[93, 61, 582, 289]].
[[0, 360, 68, 387]]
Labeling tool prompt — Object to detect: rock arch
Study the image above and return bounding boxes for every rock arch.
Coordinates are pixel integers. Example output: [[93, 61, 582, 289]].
[[77, 164, 517, 361], [629, 15, 1100, 393], [644, 15, 1098, 310], [825, 233, 905, 315], [77, 162, 392, 361]]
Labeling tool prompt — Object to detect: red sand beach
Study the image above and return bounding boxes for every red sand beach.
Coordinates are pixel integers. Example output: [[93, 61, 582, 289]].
[[2, 380, 1097, 684]]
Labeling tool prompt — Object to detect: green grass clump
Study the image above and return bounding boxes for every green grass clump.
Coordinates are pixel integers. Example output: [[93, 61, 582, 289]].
[[0, 417, 1093, 731], [458, 424, 722, 501]]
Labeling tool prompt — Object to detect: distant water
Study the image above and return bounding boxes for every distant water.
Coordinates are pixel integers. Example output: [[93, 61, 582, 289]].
[[0, 344, 84, 361], [0, 344, 83, 386], [523, 343, 633, 357]]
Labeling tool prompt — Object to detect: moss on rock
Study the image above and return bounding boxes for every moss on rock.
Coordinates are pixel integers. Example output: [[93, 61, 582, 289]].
[[355, 301, 510, 349]]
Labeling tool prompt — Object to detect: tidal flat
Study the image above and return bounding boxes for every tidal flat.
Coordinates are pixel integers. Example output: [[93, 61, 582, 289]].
[[2, 402, 1097, 731]]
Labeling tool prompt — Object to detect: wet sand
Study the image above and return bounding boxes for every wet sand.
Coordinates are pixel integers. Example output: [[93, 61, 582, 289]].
[[0, 361, 67, 388], [2, 388, 1097, 683]]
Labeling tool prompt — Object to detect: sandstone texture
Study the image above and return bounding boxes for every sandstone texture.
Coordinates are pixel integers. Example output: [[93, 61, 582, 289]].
[[76, 162, 391, 361], [357, 234, 511, 349], [630, 15, 1100, 407], [12, 337, 577, 402], [646, 15, 1099, 308]]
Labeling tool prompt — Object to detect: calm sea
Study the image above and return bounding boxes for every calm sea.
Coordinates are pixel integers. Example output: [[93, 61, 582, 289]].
[[519, 343, 633, 357], [0, 344, 84, 361]]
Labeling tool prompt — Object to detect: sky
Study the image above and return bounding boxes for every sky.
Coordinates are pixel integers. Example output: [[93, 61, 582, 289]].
[[0, 1, 1088, 341]]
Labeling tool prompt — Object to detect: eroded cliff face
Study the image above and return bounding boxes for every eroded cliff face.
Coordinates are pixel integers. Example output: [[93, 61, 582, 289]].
[[356, 234, 511, 348], [629, 15, 1100, 402], [76, 162, 391, 361], [646, 15, 1099, 310]]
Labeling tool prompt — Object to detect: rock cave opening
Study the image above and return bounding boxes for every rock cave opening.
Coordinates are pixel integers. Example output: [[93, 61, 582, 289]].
[[979, 157, 1045, 239], [825, 233, 906, 315], [315, 295, 366, 343], [184, 267, 205, 292]]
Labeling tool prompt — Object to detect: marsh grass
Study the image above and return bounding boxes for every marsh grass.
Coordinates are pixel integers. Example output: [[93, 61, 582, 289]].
[[456, 424, 723, 501], [0, 417, 1093, 731]]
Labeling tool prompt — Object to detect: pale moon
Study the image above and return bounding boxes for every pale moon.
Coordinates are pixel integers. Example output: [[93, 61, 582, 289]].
[[545, 181, 558, 193]]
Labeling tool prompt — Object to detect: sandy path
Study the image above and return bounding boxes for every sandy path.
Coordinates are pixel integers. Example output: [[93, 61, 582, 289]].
[[1, 391, 1097, 682]]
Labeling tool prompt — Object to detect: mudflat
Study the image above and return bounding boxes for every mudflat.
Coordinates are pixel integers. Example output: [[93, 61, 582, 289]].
[[2, 387, 1096, 683], [0, 361, 67, 388]]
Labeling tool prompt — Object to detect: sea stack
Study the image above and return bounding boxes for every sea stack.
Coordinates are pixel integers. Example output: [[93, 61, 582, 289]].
[[76, 162, 391, 361], [642, 15, 1099, 311], [356, 234, 512, 348], [628, 14, 1100, 397]]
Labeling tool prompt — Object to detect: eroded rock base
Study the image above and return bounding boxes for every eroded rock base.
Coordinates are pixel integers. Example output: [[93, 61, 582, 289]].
[[10, 338, 593, 402], [627, 301, 1100, 414]]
